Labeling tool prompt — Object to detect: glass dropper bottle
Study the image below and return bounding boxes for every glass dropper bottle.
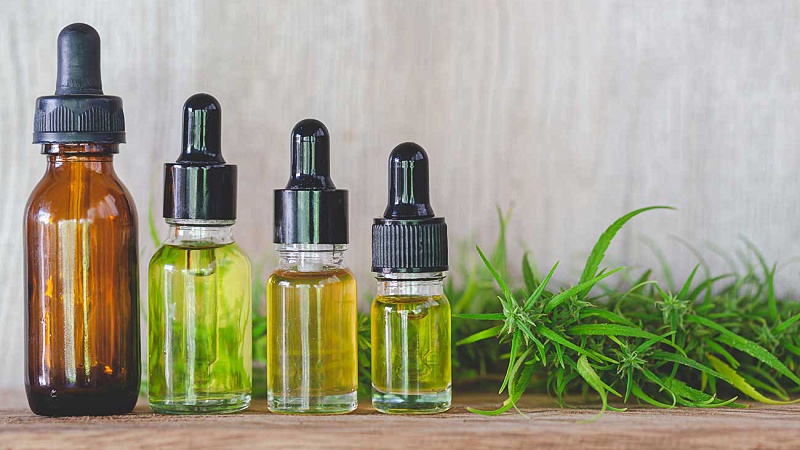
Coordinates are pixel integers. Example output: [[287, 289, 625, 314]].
[[371, 143, 451, 414], [148, 94, 252, 414], [266, 119, 358, 414], [24, 23, 140, 416]]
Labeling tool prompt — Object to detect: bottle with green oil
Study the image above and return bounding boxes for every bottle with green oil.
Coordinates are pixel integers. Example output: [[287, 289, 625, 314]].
[[371, 143, 451, 414], [148, 94, 252, 414], [267, 119, 358, 414]]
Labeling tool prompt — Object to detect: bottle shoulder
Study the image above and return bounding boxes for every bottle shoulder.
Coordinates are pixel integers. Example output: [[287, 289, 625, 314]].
[[149, 242, 252, 280], [371, 293, 450, 311], [268, 266, 356, 287], [25, 167, 137, 223], [222, 242, 252, 268], [151, 240, 249, 263]]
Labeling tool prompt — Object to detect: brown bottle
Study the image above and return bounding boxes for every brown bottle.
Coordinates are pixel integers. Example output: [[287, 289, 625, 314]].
[[24, 23, 140, 416]]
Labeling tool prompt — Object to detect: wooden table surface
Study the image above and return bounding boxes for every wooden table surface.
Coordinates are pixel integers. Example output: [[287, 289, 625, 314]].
[[2, 390, 800, 449]]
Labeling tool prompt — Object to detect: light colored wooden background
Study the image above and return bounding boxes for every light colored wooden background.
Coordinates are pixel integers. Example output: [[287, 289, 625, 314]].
[[1, 0, 799, 389]]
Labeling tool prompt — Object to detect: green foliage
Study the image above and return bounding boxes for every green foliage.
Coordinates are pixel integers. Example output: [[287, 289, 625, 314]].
[[455, 206, 800, 415], [356, 312, 372, 397], [149, 200, 800, 411]]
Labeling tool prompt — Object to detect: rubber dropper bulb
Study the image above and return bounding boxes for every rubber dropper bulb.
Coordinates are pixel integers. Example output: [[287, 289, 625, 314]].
[[287, 119, 335, 189], [383, 142, 435, 220], [179, 93, 225, 164], [55, 23, 103, 95]]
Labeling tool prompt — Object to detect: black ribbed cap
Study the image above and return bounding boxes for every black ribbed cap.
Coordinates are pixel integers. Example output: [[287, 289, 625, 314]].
[[33, 23, 125, 146], [163, 94, 237, 222], [372, 143, 448, 273], [274, 119, 348, 244]]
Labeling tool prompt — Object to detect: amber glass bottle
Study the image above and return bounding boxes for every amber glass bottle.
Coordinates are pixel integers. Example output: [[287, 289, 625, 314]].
[[24, 24, 140, 416]]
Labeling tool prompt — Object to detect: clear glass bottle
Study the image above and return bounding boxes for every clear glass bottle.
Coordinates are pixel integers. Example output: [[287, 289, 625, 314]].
[[267, 119, 357, 414], [371, 273, 451, 413], [25, 24, 140, 416], [148, 224, 252, 413], [371, 142, 451, 414], [147, 93, 251, 414], [267, 244, 358, 413]]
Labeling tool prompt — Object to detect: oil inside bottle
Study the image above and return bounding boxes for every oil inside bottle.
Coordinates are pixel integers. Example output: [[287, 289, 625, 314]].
[[148, 241, 252, 414], [266, 267, 358, 414], [371, 292, 451, 413], [26, 149, 141, 416]]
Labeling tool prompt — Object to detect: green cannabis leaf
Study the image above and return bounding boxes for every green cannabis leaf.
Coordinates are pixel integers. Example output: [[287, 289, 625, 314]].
[[455, 206, 800, 417]]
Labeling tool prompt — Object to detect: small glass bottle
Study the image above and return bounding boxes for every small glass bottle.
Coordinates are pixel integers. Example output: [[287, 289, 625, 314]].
[[148, 94, 252, 414], [267, 119, 358, 414], [371, 143, 451, 414], [24, 23, 140, 416]]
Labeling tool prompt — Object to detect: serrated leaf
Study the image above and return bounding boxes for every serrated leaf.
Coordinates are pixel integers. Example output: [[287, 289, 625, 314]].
[[741, 237, 777, 322], [664, 377, 743, 408], [631, 383, 675, 408], [576, 355, 624, 421], [579, 308, 636, 327], [452, 313, 505, 321], [467, 364, 536, 416], [499, 331, 521, 394], [524, 262, 558, 311], [545, 268, 624, 313], [489, 206, 510, 279], [708, 355, 800, 405], [569, 323, 664, 341], [687, 273, 736, 301], [677, 265, 700, 299], [689, 315, 800, 386], [476, 246, 516, 308], [651, 351, 727, 381], [456, 325, 503, 346], [705, 339, 740, 369], [536, 325, 606, 363], [775, 311, 800, 334], [635, 331, 676, 354], [578, 206, 674, 298], [522, 253, 538, 294]]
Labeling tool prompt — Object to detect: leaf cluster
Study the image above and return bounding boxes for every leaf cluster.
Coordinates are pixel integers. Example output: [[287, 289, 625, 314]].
[[454, 206, 800, 415]]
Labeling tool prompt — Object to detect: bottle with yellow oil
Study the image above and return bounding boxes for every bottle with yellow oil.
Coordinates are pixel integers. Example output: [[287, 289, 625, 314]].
[[371, 143, 451, 414], [266, 119, 357, 414]]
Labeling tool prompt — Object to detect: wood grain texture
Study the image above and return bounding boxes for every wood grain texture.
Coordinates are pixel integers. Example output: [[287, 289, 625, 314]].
[[2, 392, 800, 449], [2, 0, 800, 388]]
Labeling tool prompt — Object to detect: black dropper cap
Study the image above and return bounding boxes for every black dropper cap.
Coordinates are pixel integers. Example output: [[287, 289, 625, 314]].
[[274, 119, 348, 244], [33, 23, 125, 147], [372, 143, 448, 273], [163, 94, 237, 223]]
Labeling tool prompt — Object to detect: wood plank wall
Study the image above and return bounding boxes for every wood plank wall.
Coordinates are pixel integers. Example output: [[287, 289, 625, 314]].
[[1, 0, 799, 387]]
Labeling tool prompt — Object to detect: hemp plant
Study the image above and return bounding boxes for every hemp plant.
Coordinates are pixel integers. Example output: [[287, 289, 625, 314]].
[[455, 206, 800, 416]]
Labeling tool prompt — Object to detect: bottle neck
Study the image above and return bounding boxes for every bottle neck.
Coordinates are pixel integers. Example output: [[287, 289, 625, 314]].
[[45, 143, 117, 169], [44, 143, 118, 156], [275, 244, 347, 272], [164, 224, 234, 247], [375, 272, 445, 297]]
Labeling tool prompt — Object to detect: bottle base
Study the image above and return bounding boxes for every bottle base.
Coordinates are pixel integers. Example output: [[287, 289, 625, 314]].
[[268, 391, 357, 414], [149, 393, 251, 414], [372, 386, 451, 414], [27, 386, 139, 417]]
